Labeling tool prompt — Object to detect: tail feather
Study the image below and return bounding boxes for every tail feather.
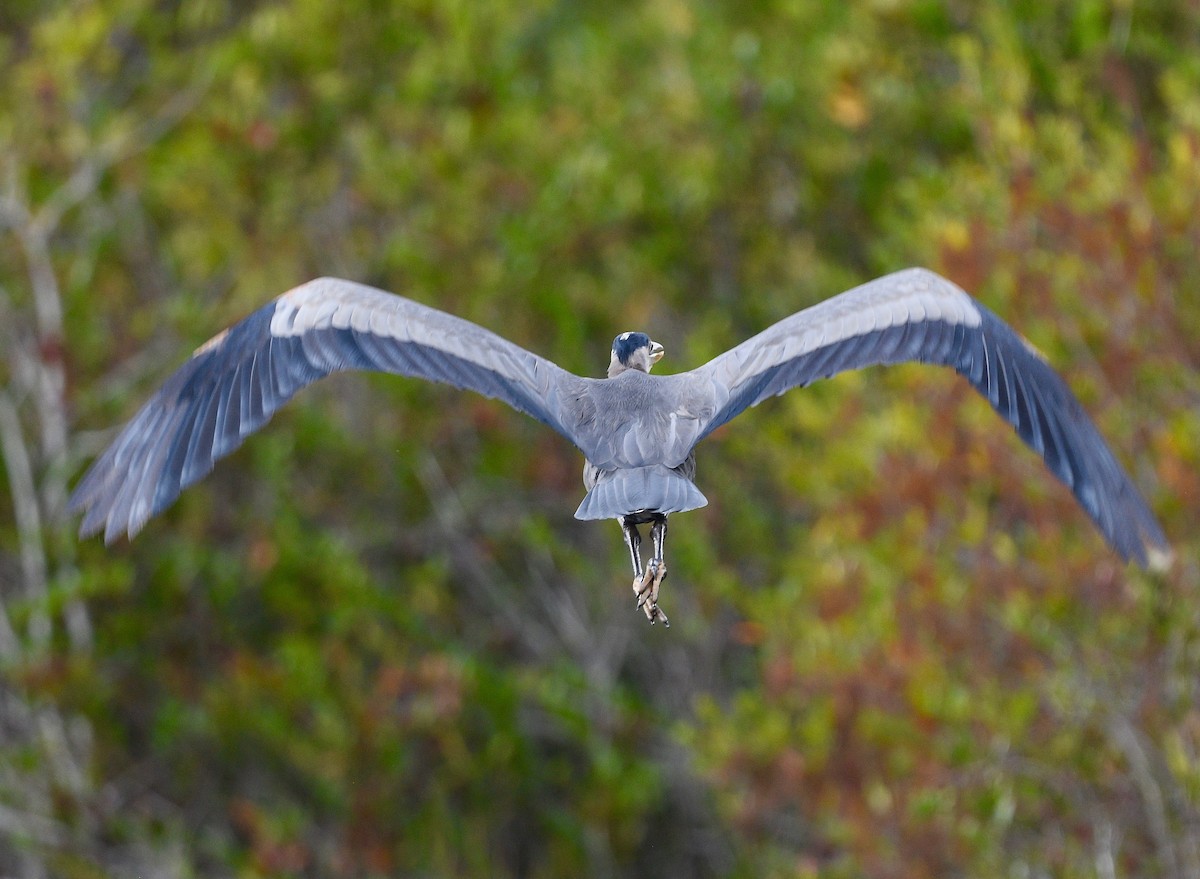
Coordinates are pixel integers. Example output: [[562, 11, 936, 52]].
[[574, 465, 708, 521]]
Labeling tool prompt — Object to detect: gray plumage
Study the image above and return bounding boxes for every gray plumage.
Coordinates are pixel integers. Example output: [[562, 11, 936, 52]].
[[69, 268, 1169, 582]]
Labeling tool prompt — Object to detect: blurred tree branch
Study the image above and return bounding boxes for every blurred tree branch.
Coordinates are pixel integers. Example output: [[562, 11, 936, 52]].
[[0, 1, 1195, 876], [0, 47, 208, 874]]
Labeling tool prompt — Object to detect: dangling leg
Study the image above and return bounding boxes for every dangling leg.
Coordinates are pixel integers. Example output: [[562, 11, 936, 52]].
[[621, 516, 647, 597], [637, 516, 670, 627]]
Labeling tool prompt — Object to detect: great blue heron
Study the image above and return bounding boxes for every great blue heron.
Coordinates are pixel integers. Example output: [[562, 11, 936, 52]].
[[69, 268, 1169, 625]]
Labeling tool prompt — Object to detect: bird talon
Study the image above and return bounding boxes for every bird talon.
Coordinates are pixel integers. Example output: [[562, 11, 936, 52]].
[[632, 571, 653, 606], [636, 560, 670, 625], [647, 560, 666, 604], [641, 600, 669, 627]]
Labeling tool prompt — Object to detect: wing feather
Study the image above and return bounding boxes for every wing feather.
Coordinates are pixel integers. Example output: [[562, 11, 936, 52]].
[[70, 278, 586, 541], [689, 268, 1167, 565]]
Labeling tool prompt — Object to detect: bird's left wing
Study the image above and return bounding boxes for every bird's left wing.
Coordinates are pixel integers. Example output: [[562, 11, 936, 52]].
[[69, 277, 587, 542], [687, 268, 1168, 566]]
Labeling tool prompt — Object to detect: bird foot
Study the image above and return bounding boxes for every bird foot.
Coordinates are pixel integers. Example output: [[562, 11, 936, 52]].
[[632, 561, 669, 627]]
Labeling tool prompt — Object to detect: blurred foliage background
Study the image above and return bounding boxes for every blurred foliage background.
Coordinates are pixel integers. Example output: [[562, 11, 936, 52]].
[[1, 0, 1198, 876]]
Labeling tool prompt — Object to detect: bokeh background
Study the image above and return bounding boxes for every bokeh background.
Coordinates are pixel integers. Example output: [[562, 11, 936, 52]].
[[2, 1, 1198, 876]]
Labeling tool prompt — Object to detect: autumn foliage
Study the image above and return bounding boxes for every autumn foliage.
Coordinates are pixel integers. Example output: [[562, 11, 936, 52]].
[[1, 2, 1197, 876]]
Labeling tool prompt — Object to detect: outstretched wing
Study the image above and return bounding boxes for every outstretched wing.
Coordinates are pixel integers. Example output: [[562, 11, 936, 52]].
[[689, 268, 1168, 565], [69, 277, 586, 542]]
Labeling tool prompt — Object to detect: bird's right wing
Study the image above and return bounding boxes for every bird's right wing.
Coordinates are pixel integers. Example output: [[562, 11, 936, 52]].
[[688, 268, 1168, 566], [69, 277, 588, 542]]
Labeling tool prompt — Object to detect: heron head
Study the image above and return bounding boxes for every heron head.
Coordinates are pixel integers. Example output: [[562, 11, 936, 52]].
[[609, 332, 665, 377]]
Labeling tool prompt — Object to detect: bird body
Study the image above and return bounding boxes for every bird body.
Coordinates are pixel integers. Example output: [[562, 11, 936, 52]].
[[70, 268, 1170, 625], [571, 370, 712, 469]]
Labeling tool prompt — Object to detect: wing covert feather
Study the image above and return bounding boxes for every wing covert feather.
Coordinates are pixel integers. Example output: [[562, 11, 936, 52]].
[[687, 268, 1167, 565], [69, 278, 586, 541]]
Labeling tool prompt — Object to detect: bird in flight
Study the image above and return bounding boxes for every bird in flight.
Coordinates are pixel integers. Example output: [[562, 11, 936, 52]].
[[69, 268, 1169, 625]]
